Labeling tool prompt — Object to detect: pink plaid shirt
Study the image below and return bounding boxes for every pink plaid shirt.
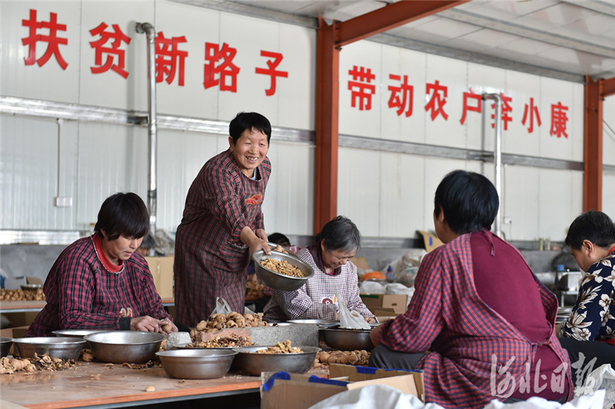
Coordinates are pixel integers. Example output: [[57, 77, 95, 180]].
[[378, 232, 573, 408]]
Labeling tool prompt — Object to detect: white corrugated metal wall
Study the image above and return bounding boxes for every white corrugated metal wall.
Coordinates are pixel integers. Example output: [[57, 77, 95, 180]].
[[0, 0, 609, 243]]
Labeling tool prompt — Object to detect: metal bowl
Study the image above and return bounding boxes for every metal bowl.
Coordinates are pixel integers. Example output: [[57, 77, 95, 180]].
[[0, 337, 13, 357], [252, 250, 314, 291], [287, 319, 340, 328], [52, 329, 107, 338], [320, 327, 374, 351], [52, 329, 108, 349], [232, 345, 320, 376], [12, 337, 85, 360], [156, 349, 237, 379], [21, 284, 43, 291], [84, 331, 165, 363]]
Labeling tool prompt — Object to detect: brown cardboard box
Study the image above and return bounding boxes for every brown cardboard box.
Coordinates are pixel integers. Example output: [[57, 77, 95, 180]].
[[2, 311, 40, 328], [260, 364, 424, 409], [360, 294, 408, 315], [351, 256, 370, 271], [145, 256, 174, 299], [1, 326, 30, 339]]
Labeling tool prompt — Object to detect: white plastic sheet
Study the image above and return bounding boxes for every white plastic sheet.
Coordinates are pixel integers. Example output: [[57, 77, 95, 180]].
[[307, 385, 606, 409], [338, 294, 370, 330], [575, 363, 615, 409]]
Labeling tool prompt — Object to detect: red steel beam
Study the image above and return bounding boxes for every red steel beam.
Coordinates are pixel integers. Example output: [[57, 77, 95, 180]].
[[314, 18, 340, 234], [314, 1, 468, 233], [583, 76, 603, 212], [603, 76, 615, 97], [336, 1, 470, 47]]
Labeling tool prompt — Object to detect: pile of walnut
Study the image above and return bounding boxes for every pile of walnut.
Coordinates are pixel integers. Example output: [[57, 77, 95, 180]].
[[191, 312, 268, 335], [81, 348, 95, 362], [0, 353, 76, 374], [255, 340, 302, 354], [0, 288, 45, 301], [246, 280, 266, 300], [313, 350, 371, 368], [187, 335, 255, 348]]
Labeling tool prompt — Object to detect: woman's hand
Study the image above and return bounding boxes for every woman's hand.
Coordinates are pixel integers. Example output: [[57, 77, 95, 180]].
[[365, 316, 378, 324], [130, 316, 176, 334], [255, 228, 268, 242], [370, 324, 383, 346], [241, 226, 271, 256]]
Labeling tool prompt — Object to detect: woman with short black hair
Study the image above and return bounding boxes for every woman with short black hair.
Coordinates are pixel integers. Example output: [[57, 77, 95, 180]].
[[174, 112, 273, 325], [263, 216, 375, 323], [369, 170, 573, 408], [559, 210, 615, 384], [25, 192, 177, 337]]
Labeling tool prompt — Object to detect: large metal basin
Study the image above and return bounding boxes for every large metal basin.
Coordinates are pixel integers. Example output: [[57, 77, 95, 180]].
[[12, 337, 85, 360], [252, 250, 314, 291], [287, 319, 339, 328], [320, 327, 374, 351], [84, 331, 164, 364], [232, 345, 320, 376], [157, 349, 237, 379]]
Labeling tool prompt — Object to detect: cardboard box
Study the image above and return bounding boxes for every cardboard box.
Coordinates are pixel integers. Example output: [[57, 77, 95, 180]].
[[145, 256, 174, 299], [260, 364, 424, 409], [351, 256, 370, 271], [360, 294, 408, 315], [1, 326, 30, 339]]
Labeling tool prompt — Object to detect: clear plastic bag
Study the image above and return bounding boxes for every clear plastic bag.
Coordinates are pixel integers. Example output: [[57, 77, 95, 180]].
[[210, 296, 255, 317], [210, 297, 233, 317], [338, 294, 370, 329]]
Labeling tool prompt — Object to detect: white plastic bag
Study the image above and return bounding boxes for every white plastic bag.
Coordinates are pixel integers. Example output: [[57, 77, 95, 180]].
[[359, 280, 386, 295], [210, 297, 254, 317], [210, 297, 233, 317], [338, 294, 370, 330], [575, 363, 615, 409], [308, 384, 443, 409]]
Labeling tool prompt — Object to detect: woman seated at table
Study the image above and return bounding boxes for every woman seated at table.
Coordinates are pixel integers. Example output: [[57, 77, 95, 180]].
[[263, 216, 376, 323], [559, 210, 615, 384], [369, 170, 572, 408], [25, 192, 178, 337]]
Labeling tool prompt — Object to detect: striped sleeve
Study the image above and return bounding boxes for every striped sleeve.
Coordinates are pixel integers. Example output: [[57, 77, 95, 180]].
[[204, 158, 247, 240], [379, 249, 444, 352]]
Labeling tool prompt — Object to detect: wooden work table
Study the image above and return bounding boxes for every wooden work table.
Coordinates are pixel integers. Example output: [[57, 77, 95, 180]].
[[0, 360, 263, 408]]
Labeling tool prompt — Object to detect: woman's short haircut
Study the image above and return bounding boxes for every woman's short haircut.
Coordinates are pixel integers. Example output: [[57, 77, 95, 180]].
[[565, 210, 615, 250], [434, 170, 499, 234], [268, 232, 291, 247], [94, 192, 149, 241], [140, 233, 156, 249], [229, 112, 272, 144], [318, 216, 361, 253]]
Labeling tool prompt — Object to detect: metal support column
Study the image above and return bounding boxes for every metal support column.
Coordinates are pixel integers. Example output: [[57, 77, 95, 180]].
[[584, 76, 603, 211], [313, 1, 468, 234], [314, 18, 340, 233]]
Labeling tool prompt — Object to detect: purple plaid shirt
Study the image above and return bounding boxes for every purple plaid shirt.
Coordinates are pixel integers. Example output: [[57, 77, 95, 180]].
[[25, 236, 171, 337], [378, 232, 573, 408], [174, 149, 271, 326]]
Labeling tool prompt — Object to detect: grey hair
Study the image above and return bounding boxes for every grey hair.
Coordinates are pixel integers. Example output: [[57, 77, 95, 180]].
[[319, 216, 361, 253]]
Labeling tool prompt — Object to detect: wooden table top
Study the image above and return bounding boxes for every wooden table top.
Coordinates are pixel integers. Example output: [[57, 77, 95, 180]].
[[0, 360, 262, 409]]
